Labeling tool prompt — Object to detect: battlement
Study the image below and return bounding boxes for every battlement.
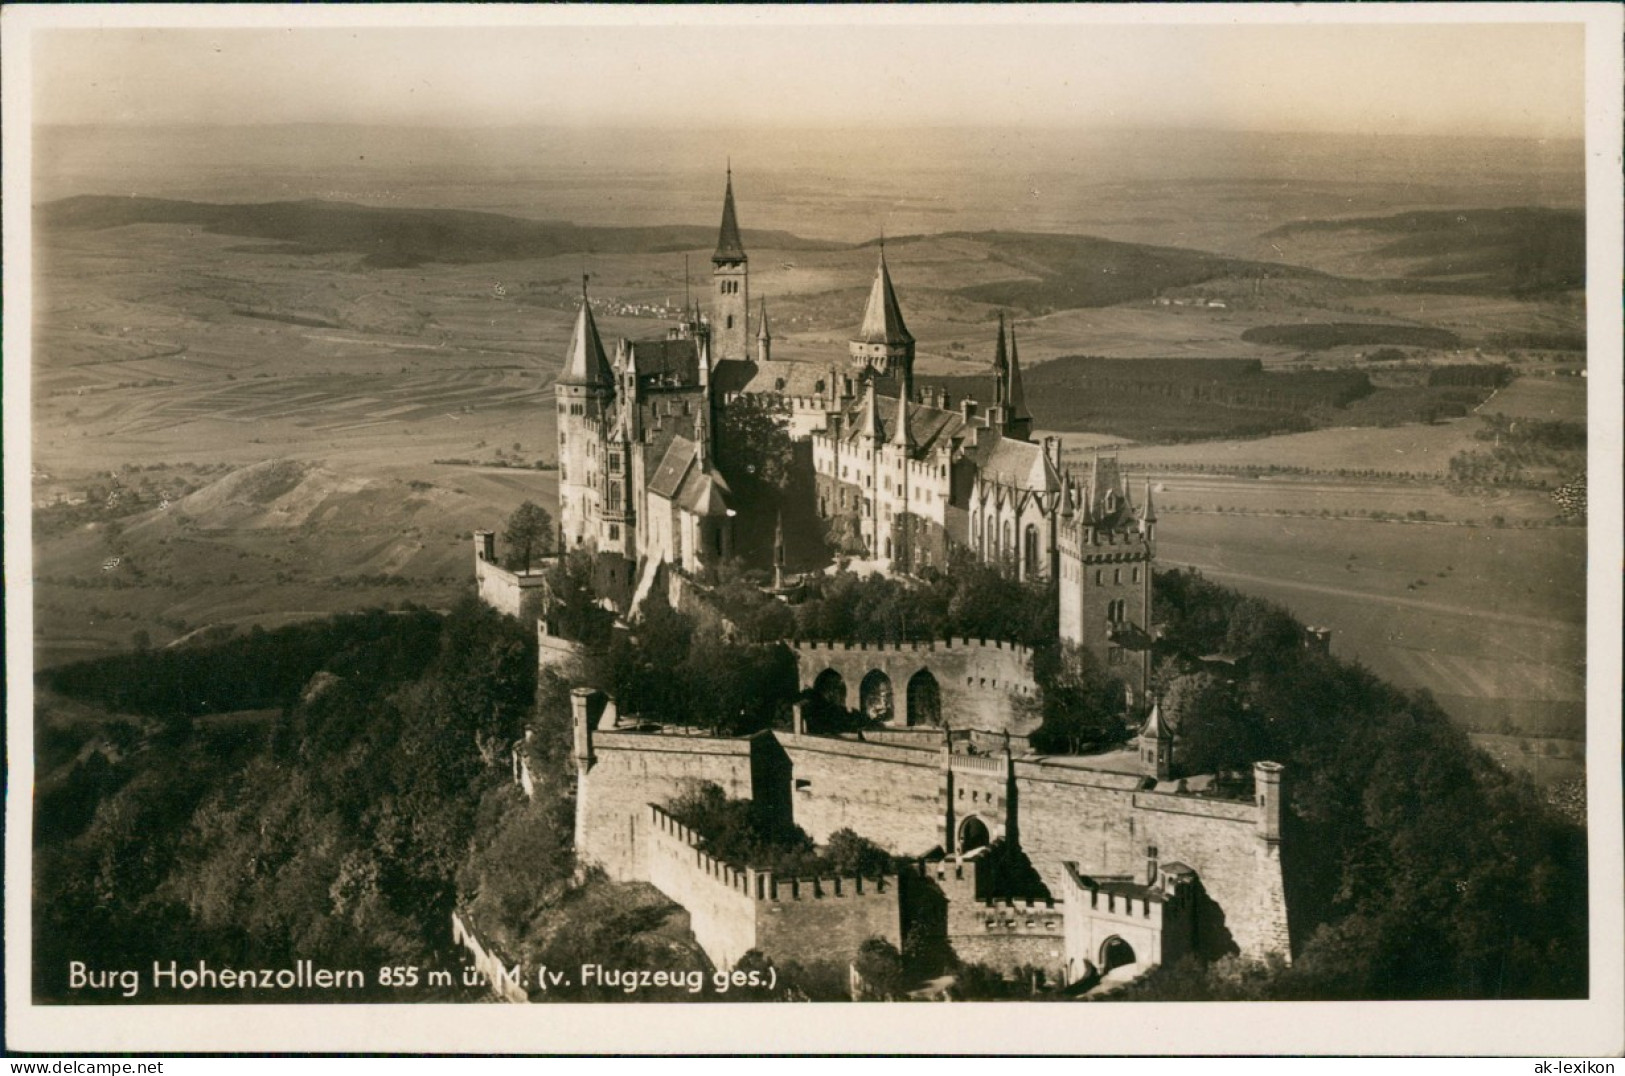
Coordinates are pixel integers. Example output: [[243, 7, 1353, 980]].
[[647, 804, 897, 903], [790, 637, 1033, 664]]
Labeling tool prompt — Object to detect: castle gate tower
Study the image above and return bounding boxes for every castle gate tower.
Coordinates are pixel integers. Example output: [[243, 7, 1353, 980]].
[[711, 167, 750, 363]]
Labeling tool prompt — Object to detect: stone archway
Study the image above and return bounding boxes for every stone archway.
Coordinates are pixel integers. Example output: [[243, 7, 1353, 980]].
[[813, 669, 847, 711], [906, 669, 942, 727], [958, 815, 990, 853], [1099, 936, 1136, 974], [859, 669, 894, 724]]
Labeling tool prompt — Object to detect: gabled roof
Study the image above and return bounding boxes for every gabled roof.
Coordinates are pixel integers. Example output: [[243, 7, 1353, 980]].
[[648, 436, 699, 500], [558, 290, 613, 387], [972, 437, 1061, 493], [713, 170, 746, 265], [855, 249, 914, 346], [647, 434, 733, 517]]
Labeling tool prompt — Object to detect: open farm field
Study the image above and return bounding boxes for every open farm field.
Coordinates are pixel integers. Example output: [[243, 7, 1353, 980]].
[[1148, 474, 1569, 526], [1478, 376, 1589, 423], [1107, 418, 1485, 476], [1157, 513, 1586, 742], [1468, 733, 1586, 787]]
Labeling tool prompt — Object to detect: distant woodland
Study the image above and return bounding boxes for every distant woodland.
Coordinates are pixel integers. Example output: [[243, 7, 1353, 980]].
[[35, 562, 1587, 1002]]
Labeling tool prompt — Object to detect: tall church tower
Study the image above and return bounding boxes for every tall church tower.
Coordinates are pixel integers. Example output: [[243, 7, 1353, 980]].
[[556, 276, 614, 551], [711, 166, 750, 363]]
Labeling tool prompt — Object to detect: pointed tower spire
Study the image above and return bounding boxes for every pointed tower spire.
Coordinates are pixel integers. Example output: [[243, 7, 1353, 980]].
[[857, 379, 882, 441], [1060, 473, 1075, 518], [1006, 319, 1033, 439], [1140, 476, 1157, 536], [757, 300, 771, 341], [713, 165, 746, 265], [850, 245, 916, 378], [890, 382, 915, 450], [559, 275, 612, 387], [992, 311, 1009, 405]]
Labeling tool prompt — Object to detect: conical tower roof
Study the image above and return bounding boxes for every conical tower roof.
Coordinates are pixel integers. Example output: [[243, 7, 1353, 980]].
[[856, 380, 883, 440], [856, 248, 914, 346], [1141, 699, 1172, 741], [558, 277, 612, 387], [757, 300, 771, 340], [713, 167, 746, 265], [890, 384, 915, 449], [1007, 321, 1032, 424]]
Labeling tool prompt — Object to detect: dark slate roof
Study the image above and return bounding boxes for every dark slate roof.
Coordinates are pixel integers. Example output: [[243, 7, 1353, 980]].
[[832, 389, 967, 456], [713, 172, 746, 264], [855, 250, 914, 346], [968, 436, 1060, 492], [624, 337, 701, 384], [716, 358, 832, 398]]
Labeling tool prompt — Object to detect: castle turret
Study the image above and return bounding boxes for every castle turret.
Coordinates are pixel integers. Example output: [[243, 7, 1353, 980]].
[[1254, 761, 1284, 844], [849, 244, 915, 380], [1139, 699, 1174, 781], [712, 166, 750, 362], [557, 276, 614, 550], [1058, 454, 1154, 704]]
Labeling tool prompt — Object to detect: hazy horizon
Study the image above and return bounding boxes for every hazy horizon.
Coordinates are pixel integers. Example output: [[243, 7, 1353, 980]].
[[30, 20, 1585, 140]]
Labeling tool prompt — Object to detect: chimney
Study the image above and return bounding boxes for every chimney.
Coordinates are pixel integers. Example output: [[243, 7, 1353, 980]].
[[791, 700, 807, 736]]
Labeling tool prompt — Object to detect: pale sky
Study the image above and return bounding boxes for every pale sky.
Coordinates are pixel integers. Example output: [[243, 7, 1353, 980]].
[[28, 12, 1586, 139]]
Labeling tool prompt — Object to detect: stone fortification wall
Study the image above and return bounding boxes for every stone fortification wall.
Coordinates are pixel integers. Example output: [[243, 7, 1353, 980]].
[[644, 806, 903, 973], [790, 638, 1038, 736], [475, 555, 550, 624], [577, 731, 755, 881], [776, 733, 948, 855], [754, 873, 902, 969], [1014, 760, 1285, 959], [644, 806, 759, 971], [926, 860, 1067, 981]]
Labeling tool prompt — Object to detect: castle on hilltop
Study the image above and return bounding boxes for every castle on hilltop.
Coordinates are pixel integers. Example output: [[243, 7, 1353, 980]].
[[470, 172, 1293, 994], [499, 170, 1154, 700]]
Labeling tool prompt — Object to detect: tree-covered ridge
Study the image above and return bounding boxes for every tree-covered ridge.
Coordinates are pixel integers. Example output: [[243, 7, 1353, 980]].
[[33, 600, 535, 1002], [1121, 569, 1588, 1001]]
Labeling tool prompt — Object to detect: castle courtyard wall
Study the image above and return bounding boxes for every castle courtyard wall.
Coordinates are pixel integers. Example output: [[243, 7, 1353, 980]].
[[644, 806, 759, 971], [776, 733, 948, 855]]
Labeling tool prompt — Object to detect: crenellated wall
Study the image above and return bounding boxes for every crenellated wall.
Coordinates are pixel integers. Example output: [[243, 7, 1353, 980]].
[[576, 730, 756, 881], [926, 860, 1068, 980], [644, 805, 902, 972], [790, 638, 1039, 736], [575, 704, 1291, 967]]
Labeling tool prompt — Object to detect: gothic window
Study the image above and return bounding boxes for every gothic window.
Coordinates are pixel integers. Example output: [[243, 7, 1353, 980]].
[[609, 451, 622, 471], [1002, 521, 1012, 555], [608, 523, 620, 541], [1023, 524, 1040, 577], [608, 481, 622, 511]]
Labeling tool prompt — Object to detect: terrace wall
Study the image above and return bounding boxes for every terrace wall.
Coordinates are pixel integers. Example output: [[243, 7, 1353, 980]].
[[790, 638, 1038, 736]]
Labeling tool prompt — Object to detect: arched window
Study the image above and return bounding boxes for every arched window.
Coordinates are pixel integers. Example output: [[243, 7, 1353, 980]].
[[1023, 523, 1040, 577]]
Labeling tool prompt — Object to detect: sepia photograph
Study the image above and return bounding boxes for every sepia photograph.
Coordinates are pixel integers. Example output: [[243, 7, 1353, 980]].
[[5, 2, 1621, 1056]]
